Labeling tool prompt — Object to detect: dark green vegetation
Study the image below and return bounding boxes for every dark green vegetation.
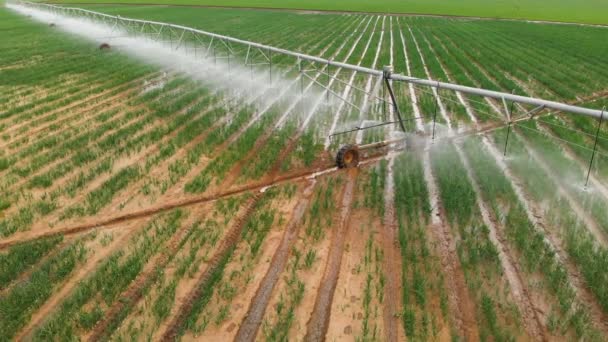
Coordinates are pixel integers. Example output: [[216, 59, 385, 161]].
[[53, 0, 608, 25]]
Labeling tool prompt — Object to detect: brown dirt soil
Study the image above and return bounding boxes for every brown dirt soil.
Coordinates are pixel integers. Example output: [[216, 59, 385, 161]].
[[325, 205, 384, 341], [304, 168, 358, 342], [379, 161, 406, 342]]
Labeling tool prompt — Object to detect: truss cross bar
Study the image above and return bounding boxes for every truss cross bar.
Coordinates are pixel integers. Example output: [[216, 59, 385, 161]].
[[586, 108, 605, 188], [301, 72, 361, 112], [383, 67, 406, 133]]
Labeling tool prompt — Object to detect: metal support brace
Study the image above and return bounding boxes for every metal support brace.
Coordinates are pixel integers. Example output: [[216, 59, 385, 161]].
[[586, 107, 605, 188], [382, 79, 386, 120], [268, 48, 272, 85], [503, 122, 512, 157], [299, 58, 303, 95], [244, 45, 251, 66], [326, 60, 330, 102], [175, 29, 186, 50], [503, 95, 515, 156], [432, 97, 438, 140], [383, 66, 406, 133], [205, 36, 214, 57]]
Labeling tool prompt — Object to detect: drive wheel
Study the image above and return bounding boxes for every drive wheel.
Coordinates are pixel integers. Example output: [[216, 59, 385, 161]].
[[336, 144, 359, 169]]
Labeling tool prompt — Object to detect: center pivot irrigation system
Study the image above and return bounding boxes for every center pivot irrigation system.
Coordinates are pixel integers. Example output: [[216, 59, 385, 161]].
[[13, 1, 606, 177]]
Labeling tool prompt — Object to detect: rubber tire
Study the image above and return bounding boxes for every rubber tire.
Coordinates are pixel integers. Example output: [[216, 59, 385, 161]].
[[336, 144, 360, 169]]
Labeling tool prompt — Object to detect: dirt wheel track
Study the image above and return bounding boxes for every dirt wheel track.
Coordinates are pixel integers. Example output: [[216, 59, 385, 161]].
[[160, 193, 262, 340], [421, 143, 479, 341], [304, 168, 358, 342], [235, 180, 316, 341], [380, 158, 404, 342]]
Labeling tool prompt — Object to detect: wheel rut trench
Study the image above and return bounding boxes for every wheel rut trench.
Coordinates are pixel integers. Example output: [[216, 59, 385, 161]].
[[234, 180, 316, 341], [304, 168, 358, 342], [160, 192, 263, 341]]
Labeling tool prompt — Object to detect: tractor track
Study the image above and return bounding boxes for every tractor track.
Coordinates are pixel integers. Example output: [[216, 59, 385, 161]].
[[160, 192, 263, 341], [235, 180, 316, 341], [380, 156, 403, 342], [304, 168, 358, 342], [379, 19, 404, 342]]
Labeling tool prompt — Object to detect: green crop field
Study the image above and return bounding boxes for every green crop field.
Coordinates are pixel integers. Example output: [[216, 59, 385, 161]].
[[48, 0, 608, 25], [1, 1, 608, 341]]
